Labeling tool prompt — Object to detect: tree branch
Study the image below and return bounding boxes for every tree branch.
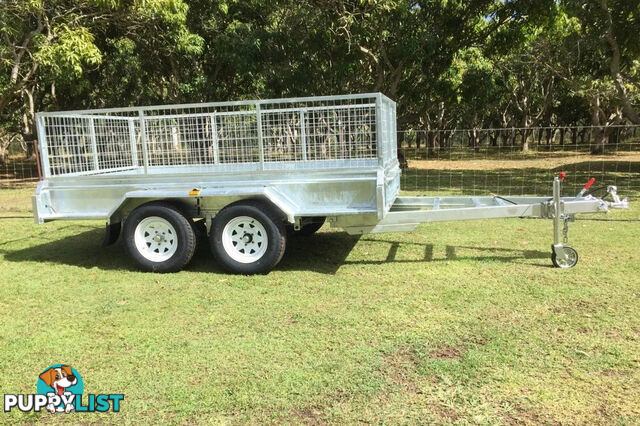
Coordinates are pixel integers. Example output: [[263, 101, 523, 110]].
[[10, 16, 44, 84]]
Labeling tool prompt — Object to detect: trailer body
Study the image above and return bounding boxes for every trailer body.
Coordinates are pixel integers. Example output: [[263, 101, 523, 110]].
[[34, 94, 399, 227], [33, 93, 627, 272]]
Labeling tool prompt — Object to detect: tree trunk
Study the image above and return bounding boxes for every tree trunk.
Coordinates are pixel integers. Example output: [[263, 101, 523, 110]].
[[397, 131, 405, 151], [21, 88, 37, 158], [537, 128, 544, 146], [610, 127, 620, 147], [546, 128, 555, 145], [591, 128, 607, 154], [442, 132, 450, 149], [427, 131, 439, 156], [490, 132, 498, 147], [0, 136, 11, 164], [468, 129, 480, 152], [479, 132, 488, 146], [521, 129, 529, 151], [579, 128, 588, 145]]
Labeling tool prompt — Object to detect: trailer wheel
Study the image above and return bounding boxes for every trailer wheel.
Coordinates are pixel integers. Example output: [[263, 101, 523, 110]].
[[123, 203, 197, 273], [551, 245, 579, 268], [210, 201, 286, 274]]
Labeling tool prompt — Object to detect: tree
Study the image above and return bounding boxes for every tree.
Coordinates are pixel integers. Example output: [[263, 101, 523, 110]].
[[562, 0, 640, 124], [1, 0, 639, 158], [0, 0, 202, 150], [557, 0, 640, 152], [0, 1, 102, 148]]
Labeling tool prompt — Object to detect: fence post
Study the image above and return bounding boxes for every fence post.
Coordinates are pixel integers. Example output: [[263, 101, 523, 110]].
[[33, 139, 42, 181], [299, 110, 307, 161], [139, 110, 149, 174], [391, 102, 397, 162], [36, 115, 50, 178], [256, 103, 264, 170], [375, 94, 383, 166], [128, 118, 139, 168], [89, 118, 99, 171], [210, 113, 220, 164]]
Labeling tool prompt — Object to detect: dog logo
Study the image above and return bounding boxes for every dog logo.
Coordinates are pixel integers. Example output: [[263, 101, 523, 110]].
[[3, 364, 123, 414], [36, 364, 83, 413], [39, 365, 78, 396]]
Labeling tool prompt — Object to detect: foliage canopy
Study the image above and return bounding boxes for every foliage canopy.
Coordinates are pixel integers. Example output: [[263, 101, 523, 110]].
[[0, 0, 638, 151]]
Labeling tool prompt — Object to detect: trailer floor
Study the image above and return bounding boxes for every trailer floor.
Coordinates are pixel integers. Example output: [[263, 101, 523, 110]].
[[1, 187, 639, 424]]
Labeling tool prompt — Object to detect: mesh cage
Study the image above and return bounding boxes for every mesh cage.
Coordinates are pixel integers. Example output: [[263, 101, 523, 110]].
[[37, 94, 394, 177]]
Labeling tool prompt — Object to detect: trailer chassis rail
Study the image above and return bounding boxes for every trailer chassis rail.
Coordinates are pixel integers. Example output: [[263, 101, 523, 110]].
[[343, 176, 628, 268]]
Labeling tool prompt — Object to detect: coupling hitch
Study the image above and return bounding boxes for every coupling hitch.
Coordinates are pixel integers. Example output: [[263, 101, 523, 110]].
[[549, 174, 629, 268]]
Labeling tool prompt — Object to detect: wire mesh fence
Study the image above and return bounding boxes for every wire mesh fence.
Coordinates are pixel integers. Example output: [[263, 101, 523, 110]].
[[2, 125, 639, 200], [0, 139, 39, 187], [398, 126, 640, 198]]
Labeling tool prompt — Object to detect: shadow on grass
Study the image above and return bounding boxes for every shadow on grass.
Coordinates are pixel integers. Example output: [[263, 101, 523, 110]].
[[1, 228, 132, 271], [2, 227, 549, 274], [0, 228, 362, 275], [341, 238, 548, 266]]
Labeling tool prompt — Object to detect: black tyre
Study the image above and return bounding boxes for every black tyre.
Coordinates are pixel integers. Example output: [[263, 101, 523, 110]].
[[287, 217, 326, 236], [210, 201, 286, 274], [123, 202, 197, 273], [551, 245, 579, 268]]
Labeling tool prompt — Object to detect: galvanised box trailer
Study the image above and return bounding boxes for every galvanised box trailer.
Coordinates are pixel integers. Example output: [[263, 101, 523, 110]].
[[33, 94, 627, 273]]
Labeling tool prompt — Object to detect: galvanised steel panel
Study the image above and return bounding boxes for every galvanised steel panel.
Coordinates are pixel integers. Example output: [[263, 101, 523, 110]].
[[34, 94, 400, 225]]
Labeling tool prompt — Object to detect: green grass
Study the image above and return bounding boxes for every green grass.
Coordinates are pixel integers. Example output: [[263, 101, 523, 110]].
[[1, 185, 639, 424]]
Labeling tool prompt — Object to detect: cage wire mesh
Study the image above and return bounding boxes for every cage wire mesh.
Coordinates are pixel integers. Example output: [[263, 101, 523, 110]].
[[34, 95, 384, 176]]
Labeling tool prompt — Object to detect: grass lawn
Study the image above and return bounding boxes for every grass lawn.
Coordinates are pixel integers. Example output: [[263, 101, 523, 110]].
[[0, 184, 639, 424]]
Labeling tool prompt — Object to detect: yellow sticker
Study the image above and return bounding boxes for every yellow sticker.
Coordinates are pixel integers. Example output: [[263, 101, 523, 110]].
[[189, 189, 200, 196]]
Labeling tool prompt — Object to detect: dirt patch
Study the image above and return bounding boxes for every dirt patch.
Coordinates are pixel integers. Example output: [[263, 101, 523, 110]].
[[464, 336, 490, 346], [433, 404, 461, 422], [426, 336, 487, 360], [600, 368, 621, 377], [291, 390, 349, 425], [502, 402, 551, 425], [380, 346, 421, 393], [377, 346, 468, 421], [550, 300, 593, 314], [293, 405, 328, 426], [429, 346, 464, 360], [283, 316, 299, 326]]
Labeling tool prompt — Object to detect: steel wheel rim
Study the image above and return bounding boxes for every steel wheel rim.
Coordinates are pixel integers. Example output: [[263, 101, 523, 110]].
[[222, 216, 268, 263], [134, 216, 178, 262], [556, 249, 577, 268]]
